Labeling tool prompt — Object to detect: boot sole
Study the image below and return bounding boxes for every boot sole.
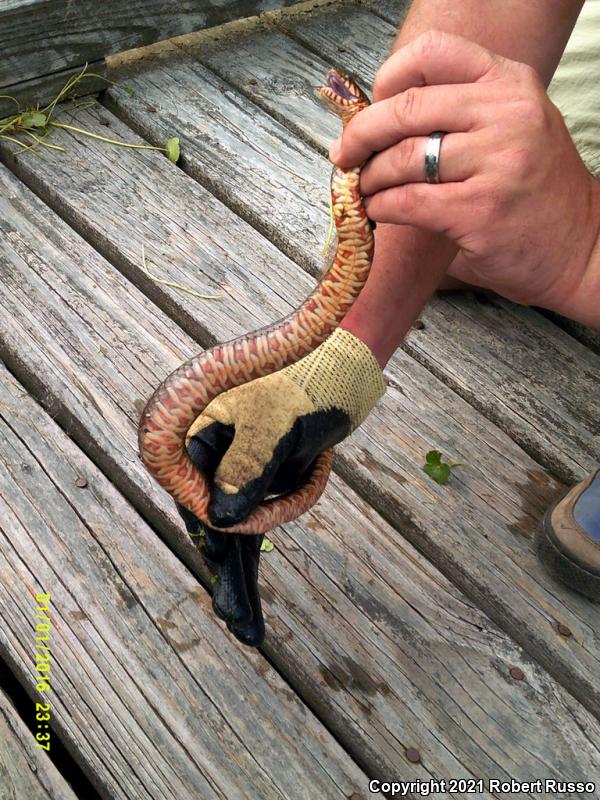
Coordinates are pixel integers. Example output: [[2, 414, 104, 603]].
[[534, 502, 600, 602]]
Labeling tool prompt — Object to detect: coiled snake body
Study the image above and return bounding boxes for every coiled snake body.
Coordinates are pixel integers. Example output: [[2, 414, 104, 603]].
[[138, 70, 373, 534]]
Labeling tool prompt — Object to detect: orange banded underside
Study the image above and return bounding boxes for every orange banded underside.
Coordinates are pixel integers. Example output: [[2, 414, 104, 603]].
[[138, 78, 373, 533]]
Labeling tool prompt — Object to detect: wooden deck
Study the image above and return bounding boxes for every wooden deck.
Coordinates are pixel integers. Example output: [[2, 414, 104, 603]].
[[1, 1, 599, 797]]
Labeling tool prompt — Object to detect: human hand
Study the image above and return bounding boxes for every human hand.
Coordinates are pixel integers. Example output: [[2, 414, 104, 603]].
[[177, 327, 386, 646], [330, 31, 600, 313]]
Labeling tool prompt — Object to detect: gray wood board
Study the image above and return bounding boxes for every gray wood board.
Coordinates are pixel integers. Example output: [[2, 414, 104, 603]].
[[2, 139, 600, 781], [542, 310, 600, 356], [123, 6, 600, 485], [0, 0, 305, 90], [0, 62, 107, 119], [0, 364, 368, 800], [0, 685, 78, 800], [185, 6, 395, 148], [357, 0, 410, 26], [104, 44, 330, 275]]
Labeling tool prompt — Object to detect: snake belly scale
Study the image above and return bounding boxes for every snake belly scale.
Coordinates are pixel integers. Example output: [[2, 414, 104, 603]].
[[138, 70, 373, 534]]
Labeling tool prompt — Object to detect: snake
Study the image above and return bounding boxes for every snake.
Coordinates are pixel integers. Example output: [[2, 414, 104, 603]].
[[138, 69, 373, 534]]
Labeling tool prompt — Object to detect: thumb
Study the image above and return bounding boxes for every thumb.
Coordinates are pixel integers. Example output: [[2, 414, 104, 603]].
[[209, 420, 300, 528]]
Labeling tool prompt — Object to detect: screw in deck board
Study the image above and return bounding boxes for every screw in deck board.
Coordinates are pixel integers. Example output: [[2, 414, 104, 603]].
[[405, 746, 421, 763], [75, 476, 88, 488], [509, 666, 525, 681], [556, 622, 573, 638]]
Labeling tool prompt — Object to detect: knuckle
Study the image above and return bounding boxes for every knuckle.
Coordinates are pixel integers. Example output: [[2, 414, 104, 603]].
[[394, 184, 423, 218], [477, 181, 510, 222], [512, 95, 548, 132], [372, 68, 387, 102], [393, 87, 420, 125], [393, 136, 420, 171], [516, 61, 544, 91], [414, 29, 447, 61], [503, 144, 535, 180]]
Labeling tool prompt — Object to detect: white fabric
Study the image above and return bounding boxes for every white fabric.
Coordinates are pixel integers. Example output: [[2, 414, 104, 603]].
[[549, 0, 600, 178]]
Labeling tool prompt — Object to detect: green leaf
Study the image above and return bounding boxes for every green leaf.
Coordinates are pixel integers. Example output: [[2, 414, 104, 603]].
[[20, 111, 47, 128], [423, 450, 459, 485], [210, 575, 219, 585], [425, 450, 442, 466], [165, 136, 180, 163], [260, 537, 274, 553], [424, 461, 451, 485]]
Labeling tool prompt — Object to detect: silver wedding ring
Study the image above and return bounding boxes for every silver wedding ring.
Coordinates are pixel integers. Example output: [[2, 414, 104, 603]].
[[424, 131, 446, 184]]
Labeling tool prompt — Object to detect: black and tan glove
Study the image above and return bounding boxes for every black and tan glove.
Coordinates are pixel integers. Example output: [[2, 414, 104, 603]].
[[177, 327, 386, 646]]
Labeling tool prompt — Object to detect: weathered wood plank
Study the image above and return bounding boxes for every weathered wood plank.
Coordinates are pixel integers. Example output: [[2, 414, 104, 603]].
[[104, 44, 329, 275], [267, 0, 396, 91], [3, 129, 600, 785], [543, 310, 600, 356], [357, 0, 409, 26], [134, 6, 600, 485], [165, 7, 394, 150], [0, 685, 79, 800], [0, 0, 305, 110], [0, 62, 107, 119], [0, 364, 368, 799]]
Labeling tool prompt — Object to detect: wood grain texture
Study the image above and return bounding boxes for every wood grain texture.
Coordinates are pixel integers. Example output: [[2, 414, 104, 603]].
[[104, 43, 329, 275], [356, 0, 410, 26], [542, 310, 600, 356], [2, 137, 600, 784], [0, 364, 367, 800], [0, 685, 78, 800], [0, 62, 107, 119], [0, 0, 304, 89]]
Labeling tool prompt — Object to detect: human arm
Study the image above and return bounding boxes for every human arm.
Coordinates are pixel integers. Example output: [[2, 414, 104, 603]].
[[337, 0, 595, 364]]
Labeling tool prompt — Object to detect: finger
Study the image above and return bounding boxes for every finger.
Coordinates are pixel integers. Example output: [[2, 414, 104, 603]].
[[180, 430, 235, 559], [374, 30, 501, 101], [228, 535, 265, 647], [212, 535, 254, 626], [203, 528, 231, 563], [332, 83, 484, 167], [209, 420, 300, 528], [269, 406, 348, 494], [360, 132, 477, 195], [187, 422, 234, 478], [364, 181, 471, 236]]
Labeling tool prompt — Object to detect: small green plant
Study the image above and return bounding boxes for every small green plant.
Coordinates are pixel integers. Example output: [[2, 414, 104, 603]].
[[0, 64, 179, 163], [423, 450, 461, 485]]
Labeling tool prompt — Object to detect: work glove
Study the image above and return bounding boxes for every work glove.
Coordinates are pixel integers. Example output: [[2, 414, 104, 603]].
[[177, 327, 386, 646]]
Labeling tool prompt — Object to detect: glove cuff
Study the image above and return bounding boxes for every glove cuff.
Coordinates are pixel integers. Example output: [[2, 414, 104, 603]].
[[283, 327, 386, 430]]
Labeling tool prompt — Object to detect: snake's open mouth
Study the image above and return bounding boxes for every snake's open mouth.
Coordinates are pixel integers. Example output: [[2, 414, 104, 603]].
[[320, 69, 361, 103]]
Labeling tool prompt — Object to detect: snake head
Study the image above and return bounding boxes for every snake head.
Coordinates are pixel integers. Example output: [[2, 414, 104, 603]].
[[318, 68, 370, 120]]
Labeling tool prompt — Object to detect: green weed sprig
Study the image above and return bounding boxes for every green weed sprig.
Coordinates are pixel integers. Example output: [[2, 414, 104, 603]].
[[0, 64, 179, 163]]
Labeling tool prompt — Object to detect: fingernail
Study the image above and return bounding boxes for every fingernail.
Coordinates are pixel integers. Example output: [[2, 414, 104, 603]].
[[329, 136, 341, 162]]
